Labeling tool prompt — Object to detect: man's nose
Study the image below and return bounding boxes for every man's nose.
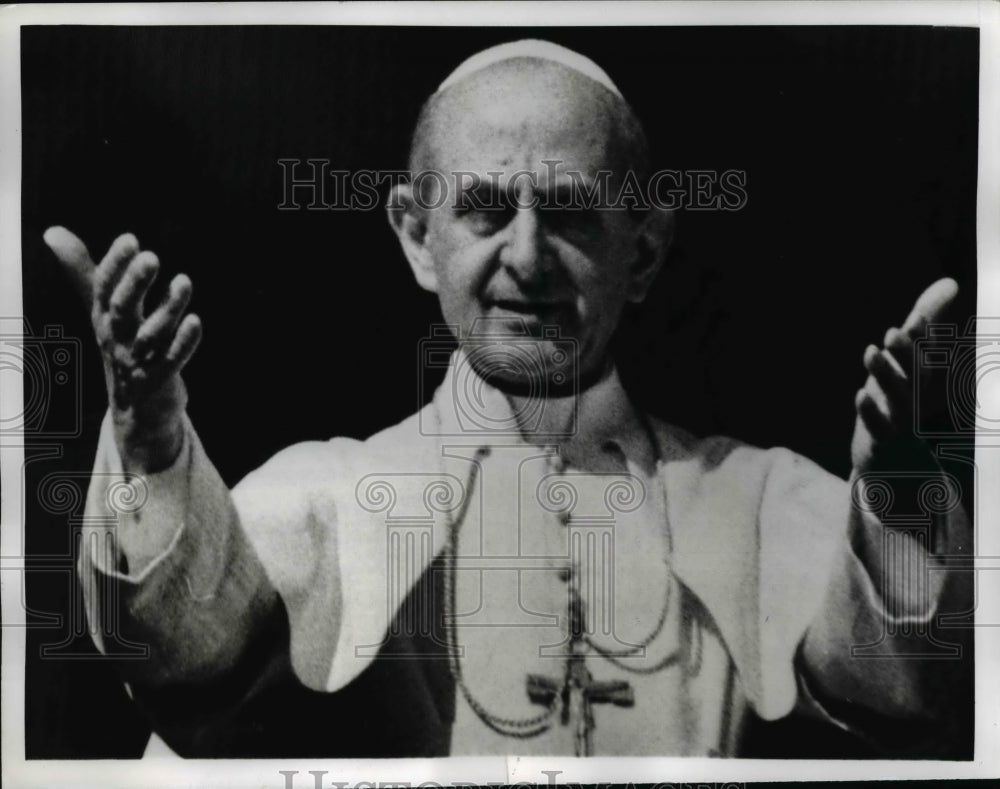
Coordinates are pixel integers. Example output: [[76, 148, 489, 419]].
[[499, 206, 550, 282]]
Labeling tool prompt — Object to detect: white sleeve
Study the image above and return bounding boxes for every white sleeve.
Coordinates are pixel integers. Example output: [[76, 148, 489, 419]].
[[800, 466, 972, 724], [78, 410, 278, 686]]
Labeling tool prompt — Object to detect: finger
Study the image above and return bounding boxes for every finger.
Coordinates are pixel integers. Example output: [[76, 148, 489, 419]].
[[855, 388, 895, 443], [860, 344, 894, 418], [900, 277, 959, 339], [43, 226, 96, 307], [883, 326, 914, 379], [94, 233, 141, 311], [133, 274, 193, 360], [863, 345, 911, 418], [108, 251, 159, 338], [163, 313, 202, 374]]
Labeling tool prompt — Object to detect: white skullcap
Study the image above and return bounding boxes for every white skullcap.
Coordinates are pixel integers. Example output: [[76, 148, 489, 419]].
[[436, 39, 622, 97]]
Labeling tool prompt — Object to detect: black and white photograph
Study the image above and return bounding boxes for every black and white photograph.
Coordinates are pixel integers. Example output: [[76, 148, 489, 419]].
[[2, 2, 998, 786]]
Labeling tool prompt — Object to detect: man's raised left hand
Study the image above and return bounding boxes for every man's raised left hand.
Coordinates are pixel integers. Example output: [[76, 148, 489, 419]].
[[850, 277, 958, 473]]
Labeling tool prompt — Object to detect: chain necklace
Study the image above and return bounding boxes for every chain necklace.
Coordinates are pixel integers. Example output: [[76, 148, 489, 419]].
[[442, 445, 560, 738], [437, 400, 679, 740], [582, 410, 681, 675]]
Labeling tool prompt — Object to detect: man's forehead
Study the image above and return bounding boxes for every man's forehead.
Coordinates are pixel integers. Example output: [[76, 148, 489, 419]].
[[424, 59, 622, 174], [436, 124, 617, 174]]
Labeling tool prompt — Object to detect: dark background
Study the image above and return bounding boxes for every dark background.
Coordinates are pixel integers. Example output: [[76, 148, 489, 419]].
[[20, 26, 978, 758]]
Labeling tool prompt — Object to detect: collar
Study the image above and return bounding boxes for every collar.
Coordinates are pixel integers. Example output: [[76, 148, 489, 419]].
[[433, 349, 655, 471]]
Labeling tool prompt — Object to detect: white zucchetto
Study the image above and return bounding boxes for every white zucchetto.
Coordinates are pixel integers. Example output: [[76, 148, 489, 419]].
[[436, 39, 622, 97]]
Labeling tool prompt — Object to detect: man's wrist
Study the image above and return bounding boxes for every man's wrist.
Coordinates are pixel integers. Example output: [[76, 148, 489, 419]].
[[113, 411, 186, 474]]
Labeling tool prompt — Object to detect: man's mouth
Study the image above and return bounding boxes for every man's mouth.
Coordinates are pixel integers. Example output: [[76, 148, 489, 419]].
[[488, 299, 569, 316]]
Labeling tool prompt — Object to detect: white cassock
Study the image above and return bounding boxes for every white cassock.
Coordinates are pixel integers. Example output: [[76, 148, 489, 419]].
[[78, 350, 969, 757]]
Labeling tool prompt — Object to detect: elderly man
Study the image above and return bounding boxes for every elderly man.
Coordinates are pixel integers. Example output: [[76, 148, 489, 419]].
[[45, 40, 969, 758]]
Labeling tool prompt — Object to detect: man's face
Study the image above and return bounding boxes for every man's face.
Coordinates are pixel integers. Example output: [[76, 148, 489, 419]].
[[395, 62, 661, 389]]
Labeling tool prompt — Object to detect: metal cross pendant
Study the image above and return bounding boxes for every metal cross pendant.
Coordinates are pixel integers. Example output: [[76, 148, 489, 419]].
[[526, 589, 634, 756]]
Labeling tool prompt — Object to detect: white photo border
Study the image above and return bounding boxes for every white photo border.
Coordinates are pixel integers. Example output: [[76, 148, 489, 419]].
[[1, 2, 998, 786]]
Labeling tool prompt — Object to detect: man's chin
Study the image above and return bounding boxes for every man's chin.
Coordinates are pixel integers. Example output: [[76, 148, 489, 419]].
[[459, 336, 581, 398]]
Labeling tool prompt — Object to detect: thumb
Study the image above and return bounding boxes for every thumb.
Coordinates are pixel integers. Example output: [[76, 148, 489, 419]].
[[43, 225, 95, 308], [900, 277, 959, 339]]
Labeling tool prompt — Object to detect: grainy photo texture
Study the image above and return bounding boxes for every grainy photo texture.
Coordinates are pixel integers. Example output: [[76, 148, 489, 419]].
[[18, 24, 978, 762]]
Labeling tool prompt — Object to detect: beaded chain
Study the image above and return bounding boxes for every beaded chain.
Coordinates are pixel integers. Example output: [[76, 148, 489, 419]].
[[442, 445, 560, 738], [438, 406, 680, 739]]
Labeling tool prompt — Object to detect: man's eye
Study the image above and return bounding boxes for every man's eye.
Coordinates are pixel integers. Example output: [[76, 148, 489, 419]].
[[454, 205, 514, 234], [541, 207, 603, 241]]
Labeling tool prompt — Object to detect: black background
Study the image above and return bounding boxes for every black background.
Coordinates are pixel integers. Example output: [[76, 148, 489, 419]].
[[20, 25, 978, 758]]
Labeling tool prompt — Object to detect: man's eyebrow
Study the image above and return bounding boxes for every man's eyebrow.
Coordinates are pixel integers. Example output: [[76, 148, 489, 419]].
[[546, 178, 594, 198], [450, 173, 607, 209], [538, 175, 609, 210], [456, 179, 503, 195], [454, 178, 510, 208], [552, 172, 599, 190]]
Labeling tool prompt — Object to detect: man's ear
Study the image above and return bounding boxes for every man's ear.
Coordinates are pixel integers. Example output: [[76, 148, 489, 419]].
[[626, 206, 674, 303], [387, 183, 438, 293]]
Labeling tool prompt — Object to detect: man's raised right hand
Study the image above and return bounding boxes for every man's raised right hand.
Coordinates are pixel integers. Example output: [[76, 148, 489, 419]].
[[44, 227, 202, 473]]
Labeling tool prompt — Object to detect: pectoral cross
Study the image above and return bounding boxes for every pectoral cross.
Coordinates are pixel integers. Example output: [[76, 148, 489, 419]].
[[526, 587, 634, 756]]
